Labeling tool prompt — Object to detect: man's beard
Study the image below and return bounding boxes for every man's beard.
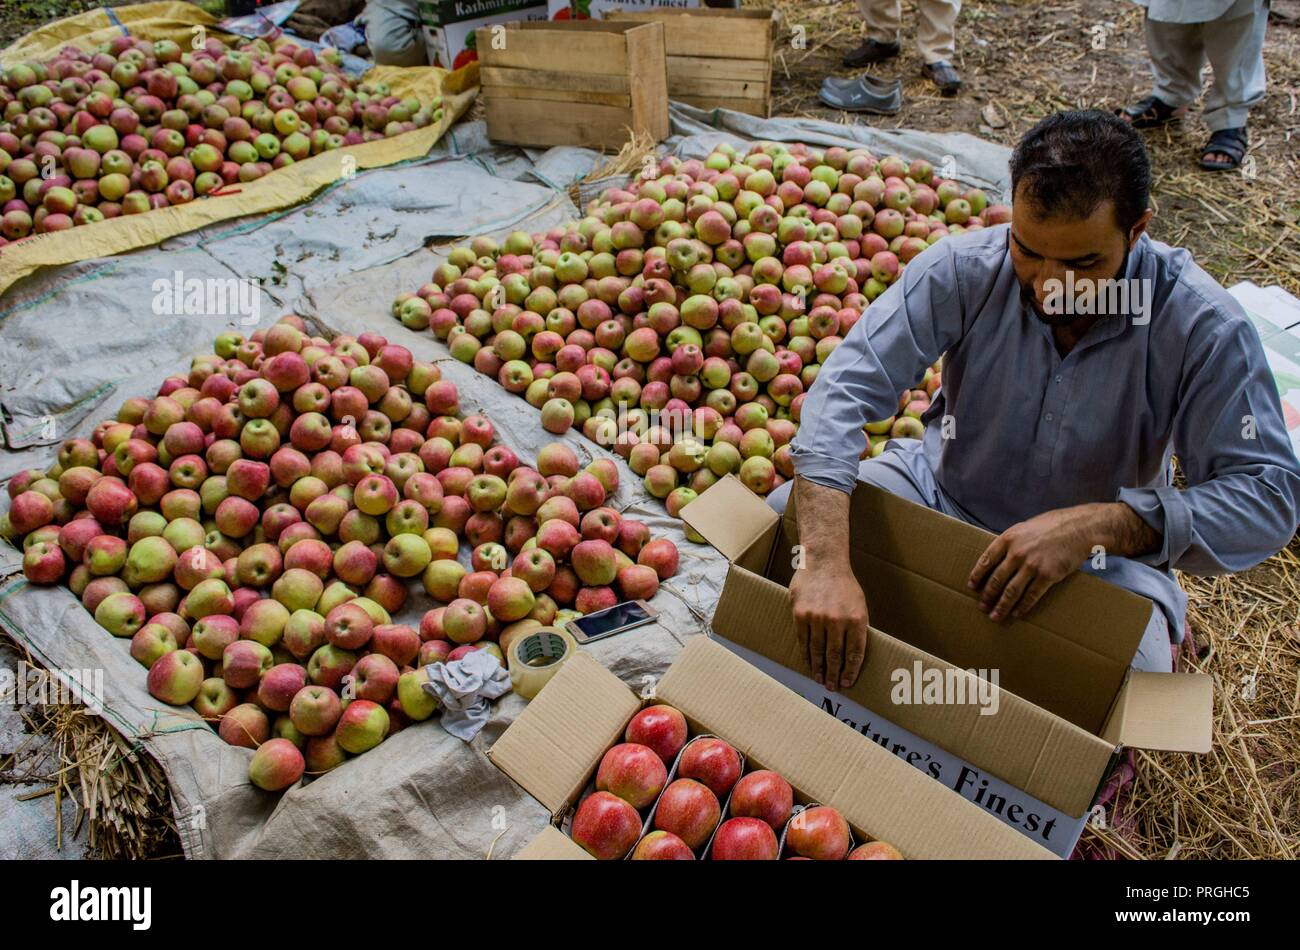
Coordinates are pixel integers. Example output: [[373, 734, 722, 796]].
[[1020, 246, 1130, 327]]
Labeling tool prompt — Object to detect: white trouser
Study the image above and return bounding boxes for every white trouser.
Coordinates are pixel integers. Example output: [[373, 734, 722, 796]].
[[1144, 0, 1268, 131]]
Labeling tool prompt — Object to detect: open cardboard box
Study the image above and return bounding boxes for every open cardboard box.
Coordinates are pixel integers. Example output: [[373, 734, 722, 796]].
[[491, 640, 1056, 859], [676, 475, 1213, 857]]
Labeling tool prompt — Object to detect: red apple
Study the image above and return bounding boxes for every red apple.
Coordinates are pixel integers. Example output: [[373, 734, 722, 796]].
[[595, 742, 667, 809], [630, 830, 694, 860], [624, 704, 687, 766], [677, 736, 741, 798], [711, 817, 778, 860], [785, 805, 851, 861], [729, 769, 793, 830], [570, 791, 642, 861], [848, 841, 904, 860], [653, 778, 720, 851]]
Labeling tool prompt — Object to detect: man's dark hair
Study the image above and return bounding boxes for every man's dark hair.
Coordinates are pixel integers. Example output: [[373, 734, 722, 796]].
[[1009, 110, 1151, 232]]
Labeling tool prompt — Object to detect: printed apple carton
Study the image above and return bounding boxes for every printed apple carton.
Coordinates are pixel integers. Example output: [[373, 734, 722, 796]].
[[418, 0, 548, 70], [677, 475, 1214, 858], [490, 638, 1056, 859]]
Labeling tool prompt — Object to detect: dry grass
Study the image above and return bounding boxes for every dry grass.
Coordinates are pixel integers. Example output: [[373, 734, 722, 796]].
[[1, 643, 180, 860], [1078, 559, 1300, 860], [567, 128, 660, 205], [766, 0, 1300, 294]]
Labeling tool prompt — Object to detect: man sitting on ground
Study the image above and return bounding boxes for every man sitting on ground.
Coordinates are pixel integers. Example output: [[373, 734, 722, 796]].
[[772, 110, 1300, 691]]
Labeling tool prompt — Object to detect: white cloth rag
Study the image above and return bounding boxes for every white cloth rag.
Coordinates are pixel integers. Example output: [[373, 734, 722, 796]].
[[422, 649, 512, 740]]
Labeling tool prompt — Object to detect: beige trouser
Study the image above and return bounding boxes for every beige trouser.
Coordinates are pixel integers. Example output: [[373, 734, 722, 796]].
[[855, 0, 961, 64]]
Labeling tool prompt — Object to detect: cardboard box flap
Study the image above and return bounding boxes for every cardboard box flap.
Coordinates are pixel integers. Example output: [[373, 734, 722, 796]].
[[787, 482, 1155, 734], [832, 623, 1117, 817], [512, 825, 592, 860], [707, 562, 1116, 817], [657, 639, 1055, 859], [487, 651, 640, 815], [681, 474, 780, 565], [1102, 671, 1213, 753]]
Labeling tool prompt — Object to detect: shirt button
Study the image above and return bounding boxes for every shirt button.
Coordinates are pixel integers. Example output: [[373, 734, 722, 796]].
[[1045, 413, 1054, 421], [1055, 376, 1063, 384]]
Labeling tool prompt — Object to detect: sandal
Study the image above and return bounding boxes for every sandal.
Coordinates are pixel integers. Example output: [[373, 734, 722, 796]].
[[1116, 95, 1184, 129], [1199, 126, 1248, 171]]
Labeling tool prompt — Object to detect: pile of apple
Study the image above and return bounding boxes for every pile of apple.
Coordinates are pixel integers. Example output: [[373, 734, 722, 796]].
[[1, 317, 680, 793], [390, 140, 1000, 513], [571, 703, 903, 860], [0, 34, 444, 240]]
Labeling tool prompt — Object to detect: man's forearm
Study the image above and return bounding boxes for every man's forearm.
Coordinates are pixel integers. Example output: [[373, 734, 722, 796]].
[[789, 475, 870, 690], [793, 476, 854, 571], [1083, 502, 1161, 559], [969, 500, 1164, 622]]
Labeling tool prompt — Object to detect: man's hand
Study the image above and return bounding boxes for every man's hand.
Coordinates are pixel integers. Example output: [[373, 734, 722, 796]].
[[789, 477, 869, 690], [968, 502, 1160, 622], [791, 562, 870, 691]]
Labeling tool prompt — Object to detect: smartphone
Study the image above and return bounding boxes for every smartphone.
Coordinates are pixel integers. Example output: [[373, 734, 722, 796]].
[[565, 600, 658, 644]]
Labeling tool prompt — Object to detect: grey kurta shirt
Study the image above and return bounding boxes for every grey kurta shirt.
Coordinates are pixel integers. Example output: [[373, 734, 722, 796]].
[[790, 225, 1300, 635]]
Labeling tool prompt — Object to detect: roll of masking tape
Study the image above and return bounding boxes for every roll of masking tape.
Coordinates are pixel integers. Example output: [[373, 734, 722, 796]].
[[507, 626, 578, 700]]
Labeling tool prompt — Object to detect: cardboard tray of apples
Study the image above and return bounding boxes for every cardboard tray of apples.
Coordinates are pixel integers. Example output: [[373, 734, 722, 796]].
[[569, 706, 902, 860]]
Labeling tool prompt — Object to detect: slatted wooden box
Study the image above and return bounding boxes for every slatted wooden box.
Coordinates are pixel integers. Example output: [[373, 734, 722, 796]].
[[606, 8, 775, 117], [476, 21, 670, 150]]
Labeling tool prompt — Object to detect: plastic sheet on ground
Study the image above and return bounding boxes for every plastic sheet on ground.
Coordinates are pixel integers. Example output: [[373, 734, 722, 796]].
[[0, 105, 1011, 859]]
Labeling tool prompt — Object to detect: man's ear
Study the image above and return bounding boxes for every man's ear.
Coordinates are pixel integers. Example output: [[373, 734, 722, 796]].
[[1128, 208, 1154, 247]]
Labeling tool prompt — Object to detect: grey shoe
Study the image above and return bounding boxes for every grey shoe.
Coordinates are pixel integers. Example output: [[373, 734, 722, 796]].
[[822, 72, 901, 94], [818, 75, 903, 114]]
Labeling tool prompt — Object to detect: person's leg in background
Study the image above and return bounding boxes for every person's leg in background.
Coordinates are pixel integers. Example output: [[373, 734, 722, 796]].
[[1130, 609, 1174, 673], [844, 0, 904, 68], [1198, 0, 1267, 168], [357, 0, 427, 67], [1142, 15, 1206, 119], [916, 0, 962, 93]]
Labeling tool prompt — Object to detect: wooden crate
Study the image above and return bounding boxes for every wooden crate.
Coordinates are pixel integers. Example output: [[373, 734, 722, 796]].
[[476, 21, 670, 151], [605, 9, 775, 117]]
